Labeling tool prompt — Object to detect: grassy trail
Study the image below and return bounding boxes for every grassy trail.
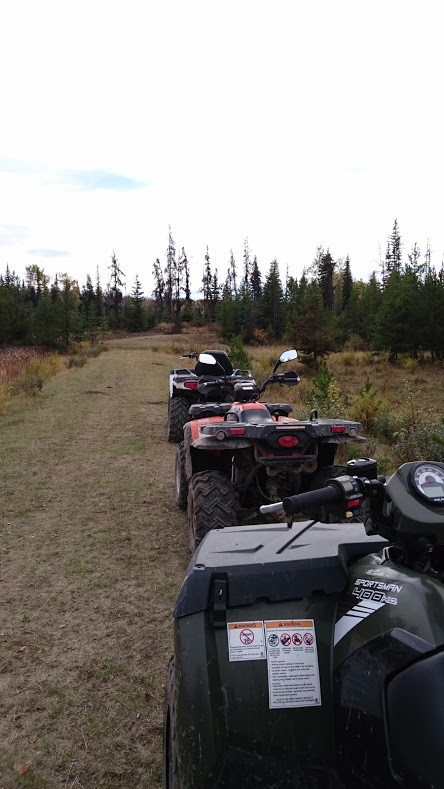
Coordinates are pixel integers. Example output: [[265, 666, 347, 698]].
[[0, 345, 188, 787]]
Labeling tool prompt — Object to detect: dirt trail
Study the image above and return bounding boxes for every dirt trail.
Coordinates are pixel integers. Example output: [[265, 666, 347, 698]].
[[0, 345, 188, 787]]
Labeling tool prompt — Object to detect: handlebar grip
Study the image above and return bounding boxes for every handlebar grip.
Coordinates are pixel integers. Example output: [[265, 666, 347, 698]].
[[282, 484, 341, 515], [259, 501, 284, 515]]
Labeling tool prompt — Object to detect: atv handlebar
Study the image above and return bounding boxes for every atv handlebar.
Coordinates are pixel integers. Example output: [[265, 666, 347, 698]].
[[260, 483, 342, 516], [259, 474, 386, 518], [282, 484, 342, 515], [256, 371, 300, 398]]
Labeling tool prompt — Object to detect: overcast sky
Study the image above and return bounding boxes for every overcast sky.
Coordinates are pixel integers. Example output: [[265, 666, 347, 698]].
[[1, 0, 443, 296]]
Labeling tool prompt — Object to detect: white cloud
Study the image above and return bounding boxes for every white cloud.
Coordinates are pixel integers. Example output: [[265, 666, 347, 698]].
[[0, 0, 443, 293]]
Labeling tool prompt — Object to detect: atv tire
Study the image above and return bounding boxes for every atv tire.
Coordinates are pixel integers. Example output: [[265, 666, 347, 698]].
[[187, 470, 237, 552], [175, 442, 188, 510], [167, 397, 190, 443], [163, 657, 180, 789]]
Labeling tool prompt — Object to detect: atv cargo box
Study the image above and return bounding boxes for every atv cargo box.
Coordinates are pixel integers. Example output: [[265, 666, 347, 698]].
[[169, 522, 387, 788]]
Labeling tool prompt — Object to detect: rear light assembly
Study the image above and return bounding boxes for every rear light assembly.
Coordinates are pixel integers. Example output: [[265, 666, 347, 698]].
[[277, 436, 299, 448], [215, 428, 246, 440], [184, 381, 198, 390]]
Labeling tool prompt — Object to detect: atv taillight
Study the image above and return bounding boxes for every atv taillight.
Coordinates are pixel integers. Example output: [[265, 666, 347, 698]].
[[332, 425, 345, 433], [230, 428, 245, 436], [278, 436, 299, 447], [184, 381, 198, 390]]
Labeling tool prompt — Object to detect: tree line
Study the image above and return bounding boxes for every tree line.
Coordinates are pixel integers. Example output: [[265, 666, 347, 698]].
[[1, 221, 443, 360]]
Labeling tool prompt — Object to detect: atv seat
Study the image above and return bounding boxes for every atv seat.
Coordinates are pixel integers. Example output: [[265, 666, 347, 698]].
[[264, 402, 293, 418], [194, 350, 233, 377], [189, 402, 233, 419]]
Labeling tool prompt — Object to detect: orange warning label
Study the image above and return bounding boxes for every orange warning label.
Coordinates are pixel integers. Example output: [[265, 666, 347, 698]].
[[265, 620, 312, 629]]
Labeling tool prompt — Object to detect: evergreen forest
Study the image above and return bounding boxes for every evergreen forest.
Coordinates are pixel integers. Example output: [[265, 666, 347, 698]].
[[1, 221, 443, 361]]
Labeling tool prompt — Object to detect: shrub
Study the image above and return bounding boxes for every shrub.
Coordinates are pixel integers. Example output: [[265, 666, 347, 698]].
[[226, 337, 251, 370], [431, 418, 444, 448], [69, 341, 89, 355], [350, 376, 384, 433], [66, 355, 87, 368], [25, 355, 61, 381], [393, 417, 444, 464], [0, 383, 11, 406], [252, 328, 268, 346], [86, 345, 102, 358], [306, 361, 345, 418], [11, 374, 43, 396], [343, 334, 369, 352], [335, 351, 357, 367], [399, 357, 419, 372]]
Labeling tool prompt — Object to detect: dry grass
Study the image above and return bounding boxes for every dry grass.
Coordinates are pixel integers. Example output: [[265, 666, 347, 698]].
[[0, 342, 188, 787]]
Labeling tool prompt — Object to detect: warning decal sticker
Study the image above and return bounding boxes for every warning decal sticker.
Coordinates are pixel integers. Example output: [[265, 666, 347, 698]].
[[265, 620, 322, 709], [227, 621, 266, 662]]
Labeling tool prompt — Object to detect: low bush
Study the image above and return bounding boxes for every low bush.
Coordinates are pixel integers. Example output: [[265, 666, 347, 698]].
[[349, 376, 384, 433], [252, 328, 269, 346], [393, 417, 444, 464], [306, 361, 346, 418], [66, 355, 87, 368], [11, 374, 43, 396], [25, 354, 62, 381], [335, 351, 358, 367], [399, 357, 419, 372], [226, 337, 251, 370], [343, 334, 369, 352], [86, 345, 104, 358], [0, 383, 11, 406]]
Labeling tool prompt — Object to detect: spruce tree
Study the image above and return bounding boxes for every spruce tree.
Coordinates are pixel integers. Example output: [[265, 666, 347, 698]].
[[291, 280, 333, 362], [107, 252, 125, 328], [202, 247, 213, 323], [317, 249, 335, 309], [243, 238, 251, 291], [250, 256, 262, 302], [359, 273, 382, 345], [126, 275, 145, 332], [164, 227, 176, 325], [229, 250, 237, 295], [152, 258, 165, 320], [262, 259, 284, 339], [385, 219, 403, 278], [341, 255, 353, 310]]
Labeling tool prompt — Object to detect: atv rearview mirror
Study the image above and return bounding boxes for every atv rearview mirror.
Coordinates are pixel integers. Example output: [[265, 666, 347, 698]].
[[273, 348, 298, 373], [279, 349, 297, 363]]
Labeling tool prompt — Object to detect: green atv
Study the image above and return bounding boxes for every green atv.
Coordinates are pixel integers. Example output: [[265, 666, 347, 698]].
[[164, 458, 444, 787]]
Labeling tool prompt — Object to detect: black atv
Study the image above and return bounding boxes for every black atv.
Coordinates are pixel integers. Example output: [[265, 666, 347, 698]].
[[164, 458, 444, 788], [167, 350, 255, 442], [175, 350, 367, 551]]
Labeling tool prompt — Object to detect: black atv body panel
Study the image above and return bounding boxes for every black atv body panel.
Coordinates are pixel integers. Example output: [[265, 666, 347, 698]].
[[170, 522, 444, 788], [174, 521, 387, 619], [190, 415, 366, 465]]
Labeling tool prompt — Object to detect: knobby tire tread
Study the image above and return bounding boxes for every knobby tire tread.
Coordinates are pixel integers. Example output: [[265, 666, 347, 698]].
[[188, 470, 237, 551], [175, 442, 188, 510], [167, 397, 190, 443]]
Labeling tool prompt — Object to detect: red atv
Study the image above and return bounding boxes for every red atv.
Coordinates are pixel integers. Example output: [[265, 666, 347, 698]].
[[175, 350, 367, 550]]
